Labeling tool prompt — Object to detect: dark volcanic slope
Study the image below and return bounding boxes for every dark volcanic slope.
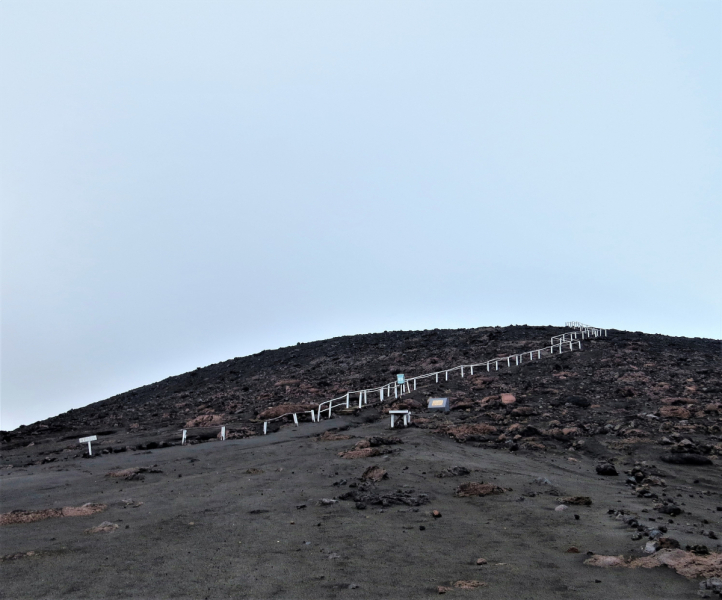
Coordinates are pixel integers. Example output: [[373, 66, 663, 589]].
[[2, 325, 721, 453], [2, 324, 722, 599]]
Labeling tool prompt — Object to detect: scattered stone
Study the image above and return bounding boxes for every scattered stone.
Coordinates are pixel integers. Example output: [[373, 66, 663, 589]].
[[244, 468, 264, 475], [558, 496, 592, 506], [314, 431, 353, 442], [566, 547, 580, 553], [432, 510, 442, 518], [0, 503, 107, 526], [436, 466, 471, 478], [85, 521, 118, 534], [585, 550, 722, 579], [555, 505, 568, 512], [596, 463, 618, 476], [318, 498, 338, 506], [454, 580, 487, 589], [339, 482, 430, 508], [106, 467, 163, 480], [476, 558, 487, 565], [361, 466, 388, 482], [660, 454, 713, 466], [455, 482, 508, 497], [437, 586, 452, 594]]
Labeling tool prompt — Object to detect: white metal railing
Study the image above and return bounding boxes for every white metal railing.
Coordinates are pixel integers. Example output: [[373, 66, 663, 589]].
[[552, 322, 607, 345], [270, 323, 605, 431]]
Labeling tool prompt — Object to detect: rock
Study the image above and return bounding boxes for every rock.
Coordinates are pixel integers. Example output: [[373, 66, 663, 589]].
[[596, 463, 618, 476], [584, 555, 626, 568], [244, 468, 264, 475], [0, 503, 107, 526], [360, 466, 388, 482], [476, 558, 487, 565], [85, 521, 118, 534], [558, 496, 592, 506], [318, 498, 338, 506], [661, 454, 713, 466], [339, 482, 430, 507], [555, 505, 568, 512], [454, 482, 508, 497], [501, 394, 516, 405], [437, 586, 451, 594], [566, 547, 580, 553], [659, 406, 691, 419], [432, 510, 442, 518], [436, 466, 470, 478], [454, 580, 486, 589]]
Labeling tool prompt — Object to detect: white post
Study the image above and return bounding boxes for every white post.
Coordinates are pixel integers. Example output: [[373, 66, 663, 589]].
[[394, 384, 398, 399], [390, 414, 395, 428], [263, 422, 268, 435], [507, 357, 511, 367], [461, 366, 464, 377], [346, 393, 350, 408], [181, 430, 187, 445], [487, 362, 490, 372], [87, 441, 93, 455], [495, 361, 498, 370], [569, 342, 572, 351], [311, 410, 316, 422], [538, 350, 541, 358], [221, 426, 226, 440], [328, 402, 332, 418], [445, 371, 448, 381], [515, 355, 518, 366], [380, 388, 384, 401], [470, 366, 474, 375], [293, 413, 298, 425], [413, 379, 416, 390], [436, 373, 439, 383], [358, 393, 362, 408]]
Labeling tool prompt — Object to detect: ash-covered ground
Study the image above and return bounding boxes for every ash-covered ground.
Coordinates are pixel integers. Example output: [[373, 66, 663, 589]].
[[1, 325, 721, 598]]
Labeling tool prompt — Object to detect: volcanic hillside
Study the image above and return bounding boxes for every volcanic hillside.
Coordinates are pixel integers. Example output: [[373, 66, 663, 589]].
[[2, 324, 720, 456], [3, 324, 722, 599]]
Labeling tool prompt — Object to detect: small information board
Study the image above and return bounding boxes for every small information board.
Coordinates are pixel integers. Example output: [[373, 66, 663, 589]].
[[396, 374, 405, 385], [427, 398, 450, 412]]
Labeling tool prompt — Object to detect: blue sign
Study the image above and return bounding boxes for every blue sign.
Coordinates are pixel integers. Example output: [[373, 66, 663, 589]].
[[396, 374, 405, 385]]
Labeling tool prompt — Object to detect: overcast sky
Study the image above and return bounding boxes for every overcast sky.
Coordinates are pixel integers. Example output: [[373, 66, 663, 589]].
[[1, 1, 720, 431]]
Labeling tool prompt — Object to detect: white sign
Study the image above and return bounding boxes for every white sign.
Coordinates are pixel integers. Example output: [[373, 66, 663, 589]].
[[79, 435, 97, 456]]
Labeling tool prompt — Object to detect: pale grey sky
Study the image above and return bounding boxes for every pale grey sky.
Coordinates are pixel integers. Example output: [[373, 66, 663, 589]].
[[1, 1, 720, 430]]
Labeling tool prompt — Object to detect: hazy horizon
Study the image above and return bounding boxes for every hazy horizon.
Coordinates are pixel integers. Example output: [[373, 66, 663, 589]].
[[2, 1, 720, 431]]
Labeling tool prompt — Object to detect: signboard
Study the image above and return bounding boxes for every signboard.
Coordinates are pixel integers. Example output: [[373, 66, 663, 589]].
[[396, 374, 405, 385], [79, 435, 97, 456], [427, 397, 450, 412]]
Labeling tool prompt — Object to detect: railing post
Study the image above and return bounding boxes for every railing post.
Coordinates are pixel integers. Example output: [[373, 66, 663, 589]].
[[181, 430, 187, 445], [413, 379, 417, 390], [263, 422, 267, 435], [346, 393, 350, 408], [293, 414, 298, 425]]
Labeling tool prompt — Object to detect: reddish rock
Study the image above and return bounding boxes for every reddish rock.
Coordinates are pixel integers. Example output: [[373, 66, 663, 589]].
[[660, 406, 691, 419], [501, 394, 516, 405]]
